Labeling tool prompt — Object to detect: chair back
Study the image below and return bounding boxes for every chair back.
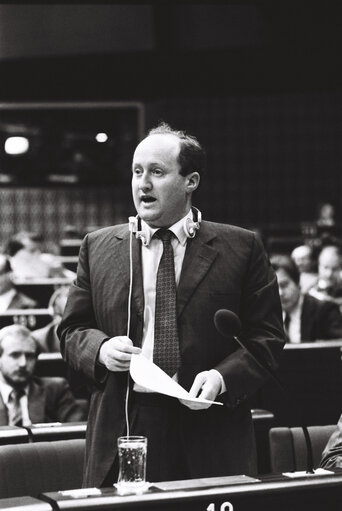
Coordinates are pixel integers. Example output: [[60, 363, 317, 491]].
[[0, 438, 85, 498], [269, 425, 336, 473]]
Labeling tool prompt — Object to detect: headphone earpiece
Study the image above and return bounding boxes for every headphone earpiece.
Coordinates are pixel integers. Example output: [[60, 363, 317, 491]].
[[128, 207, 202, 242], [129, 215, 149, 245], [185, 218, 199, 238], [128, 216, 139, 233], [184, 207, 202, 238]]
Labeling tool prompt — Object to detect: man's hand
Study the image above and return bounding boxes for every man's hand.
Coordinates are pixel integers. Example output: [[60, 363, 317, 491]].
[[179, 370, 222, 410], [98, 336, 141, 372]]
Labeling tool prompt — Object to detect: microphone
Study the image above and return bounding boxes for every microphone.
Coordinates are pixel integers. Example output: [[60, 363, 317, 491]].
[[214, 309, 280, 382], [214, 309, 241, 338], [214, 309, 315, 475]]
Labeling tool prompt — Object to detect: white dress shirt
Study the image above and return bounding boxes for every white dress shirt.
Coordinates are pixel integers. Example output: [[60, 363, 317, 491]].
[[134, 210, 225, 393], [0, 379, 31, 426]]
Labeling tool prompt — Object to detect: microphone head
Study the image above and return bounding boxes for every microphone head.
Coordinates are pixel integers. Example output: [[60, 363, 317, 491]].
[[214, 309, 241, 337]]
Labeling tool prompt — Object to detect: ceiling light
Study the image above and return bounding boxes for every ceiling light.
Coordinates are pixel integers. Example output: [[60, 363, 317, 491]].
[[95, 132, 108, 143], [4, 136, 29, 155]]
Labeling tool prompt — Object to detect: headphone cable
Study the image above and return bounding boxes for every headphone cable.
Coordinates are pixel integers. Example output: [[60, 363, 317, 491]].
[[124, 227, 134, 437]]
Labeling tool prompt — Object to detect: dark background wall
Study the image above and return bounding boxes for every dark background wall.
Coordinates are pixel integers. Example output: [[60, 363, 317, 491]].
[[0, 4, 341, 241]]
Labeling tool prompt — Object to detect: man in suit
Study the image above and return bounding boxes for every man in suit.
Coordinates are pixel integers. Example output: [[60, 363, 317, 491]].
[[0, 324, 85, 425], [0, 255, 38, 311], [4, 231, 75, 280], [33, 285, 70, 353], [58, 122, 285, 487], [320, 414, 342, 469], [308, 245, 342, 312], [291, 244, 317, 293], [270, 254, 342, 342]]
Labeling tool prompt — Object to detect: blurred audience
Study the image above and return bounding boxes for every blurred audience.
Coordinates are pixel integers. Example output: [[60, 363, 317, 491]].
[[62, 224, 84, 239], [320, 413, 342, 469], [316, 202, 336, 228], [291, 244, 318, 293], [0, 255, 38, 312], [0, 324, 85, 425], [32, 286, 69, 353], [4, 231, 75, 280], [270, 254, 342, 342], [308, 245, 342, 310]]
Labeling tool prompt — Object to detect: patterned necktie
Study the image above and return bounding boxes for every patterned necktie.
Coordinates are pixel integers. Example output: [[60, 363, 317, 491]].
[[153, 229, 181, 376], [8, 388, 24, 426]]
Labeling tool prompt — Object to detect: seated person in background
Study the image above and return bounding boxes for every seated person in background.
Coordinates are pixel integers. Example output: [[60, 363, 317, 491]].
[[308, 245, 342, 310], [270, 254, 342, 342], [320, 414, 342, 469], [316, 202, 336, 228], [0, 255, 38, 312], [5, 231, 75, 280], [291, 244, 318, 293], [32, 285, 69, 353], [0, 324, 85, 425]]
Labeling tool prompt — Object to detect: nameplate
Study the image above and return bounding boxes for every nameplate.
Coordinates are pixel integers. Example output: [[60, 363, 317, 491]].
[[154, 475, 260, 491], [283, 468, 333, 478], [59, 488, 102, 498]]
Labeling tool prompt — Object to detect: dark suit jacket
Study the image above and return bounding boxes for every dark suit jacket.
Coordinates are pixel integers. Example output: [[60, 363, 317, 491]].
[[301, 294, 342, 341], [58, 221, 285, 486], [0, 376, 86, 425]]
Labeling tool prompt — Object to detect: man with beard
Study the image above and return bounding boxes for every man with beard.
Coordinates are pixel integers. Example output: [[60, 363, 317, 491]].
[[0, 324, 85, 425]]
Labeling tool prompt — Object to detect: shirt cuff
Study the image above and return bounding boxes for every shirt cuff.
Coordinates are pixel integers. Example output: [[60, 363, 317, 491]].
[[209, 369, 227, 394]]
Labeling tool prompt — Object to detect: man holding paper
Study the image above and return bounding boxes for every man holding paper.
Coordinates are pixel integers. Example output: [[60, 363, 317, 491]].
[[58, 122, 285, 487]]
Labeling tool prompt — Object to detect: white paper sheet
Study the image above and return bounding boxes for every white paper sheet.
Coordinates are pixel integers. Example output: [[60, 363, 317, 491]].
[[283, 468, 333, 478], [130, 354, 223, 406]]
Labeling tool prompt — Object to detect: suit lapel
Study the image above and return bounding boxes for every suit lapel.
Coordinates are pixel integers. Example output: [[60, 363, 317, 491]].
[[115, 233, 144, 318], [113, 225, 218, 321], [177, 226, 218, 318]]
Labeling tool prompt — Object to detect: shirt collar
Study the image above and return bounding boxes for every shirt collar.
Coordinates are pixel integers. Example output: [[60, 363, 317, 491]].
[[0, 379, 27, 405], [141, 209, 193, 247]]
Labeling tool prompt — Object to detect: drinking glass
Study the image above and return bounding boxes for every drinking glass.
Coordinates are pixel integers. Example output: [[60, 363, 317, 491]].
[[116, 436, 148, 494]]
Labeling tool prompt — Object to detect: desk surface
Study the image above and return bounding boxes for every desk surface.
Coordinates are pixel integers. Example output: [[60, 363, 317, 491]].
[[42, 470, 342, 511], [285, 339, 342, 349], [13, 278, 73, 286], [0, 495, 51, 510]]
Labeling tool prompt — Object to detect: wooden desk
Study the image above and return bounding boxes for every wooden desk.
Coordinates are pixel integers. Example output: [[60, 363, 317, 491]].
[[0, 426, 29, 445], [251, 340, 342, 427], [41, 470, 342, 511], [57, 256, 79, 273], [59, 239, 82, 257], [251, 409, 274, 474], [0, 424, 86, 445], [0, 496, 51, 510], [35, 353, 67, 378], [34, 353, 91, 399], [13, 278, 73, 307], [0, 309, 52, 330], [27, 422, 86, 442]]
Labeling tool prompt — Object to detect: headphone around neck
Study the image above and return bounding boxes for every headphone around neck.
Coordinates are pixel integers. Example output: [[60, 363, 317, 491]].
[[128, 207, 202, 246]]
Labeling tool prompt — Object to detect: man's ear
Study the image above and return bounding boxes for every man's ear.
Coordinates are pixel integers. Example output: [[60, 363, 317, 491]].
[[186, 172, 200, 193]]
